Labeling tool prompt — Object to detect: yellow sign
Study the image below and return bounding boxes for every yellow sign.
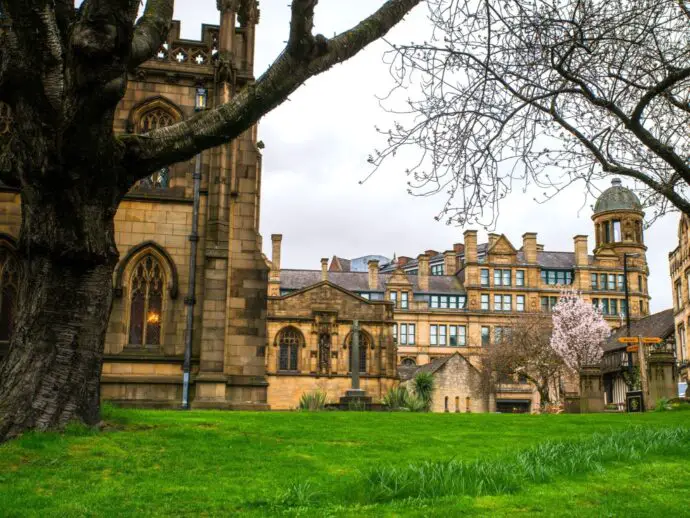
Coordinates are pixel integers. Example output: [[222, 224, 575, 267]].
[[618, 337, 638, 344], [626, 345, 639, 353], [641, 337, 663, 344]]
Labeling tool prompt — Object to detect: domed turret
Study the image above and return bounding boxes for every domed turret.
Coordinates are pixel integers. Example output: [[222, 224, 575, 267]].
[[592, 178, 645, 251], [593, 178, 642, 215]]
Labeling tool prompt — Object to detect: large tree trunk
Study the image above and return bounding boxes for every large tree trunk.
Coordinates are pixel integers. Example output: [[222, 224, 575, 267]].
[[0, 195, 118, 443]]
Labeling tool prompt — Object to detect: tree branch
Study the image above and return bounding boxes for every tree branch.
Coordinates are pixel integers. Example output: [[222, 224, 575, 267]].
[[124, 0, 422, 180], [129, 0, 174, 70]]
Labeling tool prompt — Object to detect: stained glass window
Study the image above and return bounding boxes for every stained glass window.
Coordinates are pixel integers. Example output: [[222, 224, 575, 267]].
[[128, 255, 164, 347]]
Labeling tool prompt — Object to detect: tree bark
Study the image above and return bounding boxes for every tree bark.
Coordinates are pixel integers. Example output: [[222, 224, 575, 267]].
[[0, 194, 119, 442]]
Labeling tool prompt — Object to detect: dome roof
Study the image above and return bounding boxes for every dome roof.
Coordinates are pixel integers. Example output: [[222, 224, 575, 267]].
[[593, 178, 642, 214]]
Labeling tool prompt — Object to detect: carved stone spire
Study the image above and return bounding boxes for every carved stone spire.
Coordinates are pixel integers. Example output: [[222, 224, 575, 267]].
[[238, 0, 260, 26], [217, 0, 240, 12]]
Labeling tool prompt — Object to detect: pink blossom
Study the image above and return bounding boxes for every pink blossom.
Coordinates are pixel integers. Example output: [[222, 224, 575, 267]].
[[550, 288, 610, 370]]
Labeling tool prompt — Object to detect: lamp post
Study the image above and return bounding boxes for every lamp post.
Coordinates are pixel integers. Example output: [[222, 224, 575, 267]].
[[181, 86, 208, 409]]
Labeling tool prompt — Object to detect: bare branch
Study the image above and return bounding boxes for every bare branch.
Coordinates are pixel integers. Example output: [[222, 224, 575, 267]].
[[129, 0, 174, 70], [124, 0, 422, 181]]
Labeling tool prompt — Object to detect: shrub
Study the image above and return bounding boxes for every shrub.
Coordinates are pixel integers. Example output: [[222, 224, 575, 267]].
[[298, 391, 327, 411], [412, 372, 434, 411], [382, 386, 409, 410], [655, 397, 672, 412], [403, 394, 427, 412]]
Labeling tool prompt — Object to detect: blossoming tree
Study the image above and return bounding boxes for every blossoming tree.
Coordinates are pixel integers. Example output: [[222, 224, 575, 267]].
[[550, 289, 611, 371]]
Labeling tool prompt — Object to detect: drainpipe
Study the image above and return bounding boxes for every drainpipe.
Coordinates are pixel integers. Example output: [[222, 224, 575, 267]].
[[182, 151, 202, 409]]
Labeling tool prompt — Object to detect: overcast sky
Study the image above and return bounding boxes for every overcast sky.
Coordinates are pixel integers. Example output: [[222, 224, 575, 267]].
[[171, 0, 677, 312]]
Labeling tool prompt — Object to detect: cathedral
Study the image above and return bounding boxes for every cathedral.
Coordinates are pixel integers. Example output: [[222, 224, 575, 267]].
[[0, 5, 653, 412]]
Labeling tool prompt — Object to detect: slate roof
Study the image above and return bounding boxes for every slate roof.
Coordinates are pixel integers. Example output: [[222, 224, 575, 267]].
[[279, 269, 466, 294], [398, 356, 453, 381], [379, 244, 592, 271], [603, 309, 674, 352]]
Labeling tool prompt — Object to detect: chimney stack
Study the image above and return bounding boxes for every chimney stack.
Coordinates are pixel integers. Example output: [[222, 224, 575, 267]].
[[271, 234, 282, 278], [398, 256, 411, 267], [417, 254, 430, 291], [574, 235, 588, 267], [522, 232, 537, 264], [368, 259, 379, 290], [444, 250, 457, 275], [321, 258, 329, 282], [463, 230, 478, 264]]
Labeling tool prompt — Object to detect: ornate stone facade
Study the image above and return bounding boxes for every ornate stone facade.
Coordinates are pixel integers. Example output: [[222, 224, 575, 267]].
[[669, 214, 690, 386]]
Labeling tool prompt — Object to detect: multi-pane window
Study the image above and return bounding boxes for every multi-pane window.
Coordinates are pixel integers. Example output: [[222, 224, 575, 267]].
[[516, 295, 525, 312], [480, 269, 490, 287], [277, 327, 302, 371], [516, 270, 525, 287], [599, 274, 607, 290], [429, 294, 466, 309], [401, 291, 409, 309], [676, 281, 683, 310], [430, 324, 447, 346], [399, 323, 416, 345], [481, 294, 489, 310], [607, 275, 616, 291], [619, 274, 626, 291], [638, 274, 643, 293], [494, 269, 511, 286], [359, 292, 371, 300], [591, 273, 598, 290], [0, 248, 19, 342], [392, 324, 398, 344], [593, 298, 626, 316], [481, 326, 490, 346], [494, 294, 512, 311], [390, 291, 398, 307], [494, 326, 511, 344], [449, 325, 466, 347], [494, 294, 502, 311], [541, 270, 573, 285], [540, 296, 558, 312], [129, 254, 164, 347], [430, 264, 444, 276]]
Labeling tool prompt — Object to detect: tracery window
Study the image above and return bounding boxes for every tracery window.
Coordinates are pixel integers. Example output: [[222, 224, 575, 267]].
[[0, 102, 11, 137], [0, 248, 19, 342], [347, 331, 370, 373], [128, 254, 164, 347], [277, 327, 302, 371], [136, 107, 176, 189]]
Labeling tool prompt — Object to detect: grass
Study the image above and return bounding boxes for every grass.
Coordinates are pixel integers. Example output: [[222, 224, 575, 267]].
[[0, 405, 689, 516]]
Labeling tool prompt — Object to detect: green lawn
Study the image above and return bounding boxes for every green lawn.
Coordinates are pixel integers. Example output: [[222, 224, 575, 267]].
[[1, 406, 689, 517]]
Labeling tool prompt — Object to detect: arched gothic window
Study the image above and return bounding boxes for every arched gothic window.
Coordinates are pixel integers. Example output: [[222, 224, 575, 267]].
[[347, 331, 370, 373], [0, 102, 11, 136], [277, 327, 302, 371], [128, 254, 164, 347], [136, 107, 176, 189], [0, 248, 19, 342]]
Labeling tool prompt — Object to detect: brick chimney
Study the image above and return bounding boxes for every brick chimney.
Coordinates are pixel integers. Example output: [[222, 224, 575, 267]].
[[463, 230, 478, 264], [522, 232, 537, 264], [453, 242, 465, 254], [444, 250, 457, 275], [368, 259, 380, 290], [398, 256, 411, 267], [425, 249, 439, 258], [321, 258, 328, 281], [574, 235, 588, 267], [417, 254, 430, 291]]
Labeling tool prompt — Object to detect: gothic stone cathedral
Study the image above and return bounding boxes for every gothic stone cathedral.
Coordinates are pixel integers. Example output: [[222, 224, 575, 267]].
[[0, 2, 280, 409]]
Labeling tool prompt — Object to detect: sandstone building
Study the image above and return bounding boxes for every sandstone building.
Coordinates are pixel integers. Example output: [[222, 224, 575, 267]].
[[669, 214, 690, 387], [269, 179, 651, 411]]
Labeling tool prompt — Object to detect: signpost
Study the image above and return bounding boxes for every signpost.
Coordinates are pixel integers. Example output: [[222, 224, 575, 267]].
[[617, 336, 660, 412]]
